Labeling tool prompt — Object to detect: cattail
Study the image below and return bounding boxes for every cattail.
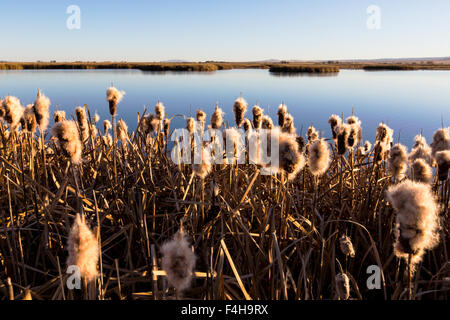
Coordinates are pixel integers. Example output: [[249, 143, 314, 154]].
[[430, 128, 450, 158], [33, 90, 50, 132], [410, 158, 433, 184], [210, 105, 224, 130], [2, 95, 24, 130], [196, 109, 206, 135], [339, 235, 355, 258], [193, 146, 212, 179], [233, 97, 247, 128], [387, 180, 440, 267], [389, 143, 409, 180], [223, 127, 244, 163], [143, 113, 161, 134], [261, 115, 274, 129], [409, 135, 432, 165], [53, 110, 66, 123], [163, 119, 171, 138], [106, 86, 125, 116], [296, 135, 305, 153], [22, 104, 37, 133], [89, 123, 98, 139], [252, 105, 263, 130], [161, 230, 196, 293], [186, 117, 195, 135], [242, 118, 252, 132], [278, 130, 305, 180], [282, 114, 296, 135], [155, 101, 165, 121], [307, 125, 318, 142], [117, 119, 128, 143], [328, 114, 342, 140], [357, 140, 372, 157], [93, 111, 100, 123], [66, 214, 99, 282], [335, 273, 350, 300], [103, 134, 112, 146], [307, 138, 330, 176], [335, 124, 350, 155], [75, 106, 89, 143], [51, 120, 82, 164], [435, 150, 450, 181], [346, 115, 362, 145], [103, 119, 112, 134], [277, 103, 288, 127], [374, 123, 394, 162]]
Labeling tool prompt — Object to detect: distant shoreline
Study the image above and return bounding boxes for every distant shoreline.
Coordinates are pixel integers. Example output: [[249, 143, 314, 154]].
[[1, 61, 450, 73]]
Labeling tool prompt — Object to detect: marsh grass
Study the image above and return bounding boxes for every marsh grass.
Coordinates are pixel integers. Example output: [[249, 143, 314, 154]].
[[0, 100, 448, 301]]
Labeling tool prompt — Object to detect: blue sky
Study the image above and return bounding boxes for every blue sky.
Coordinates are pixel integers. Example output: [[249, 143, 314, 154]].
[[0, 0, 449, 61]]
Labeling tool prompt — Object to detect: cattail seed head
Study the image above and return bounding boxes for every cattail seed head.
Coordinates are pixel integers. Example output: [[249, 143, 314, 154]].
[[211, 105, 224, 130], [335, 273, 350, 300], [435, 150, 450, 181], [261, 115, 274, 129], [282, 114, 296, 135], [387, 180, 440, 267], [242, 118, 252, 132], [278, 130, 305, 180], [388, 143, 409, 180], [163, 119, 171, 138], [252, 105, 263, 130], [296, 135, 306, 153], [307, 125, 319, 143], [409, 135, 433, 165], [233, 97, 247, 128], [53, 110, 66, 123], [335, 124, 350, 155], [155, 101, 165, 121], [93, 111, 100, 123], [376, 123, 394, 147], [2, 95, 24, 130], [277, 103, 288, 127], [117, 119, 128, 143], [328, 114, 342, 140], [103, 119, 112, 134], [410, 158, 433, 184], [67, 214, 99, 282], [196, 109, 206, 135], [161, 230, 196, 293], [75, 106, 89, 143], [106, 86, 125, 116], [430, 127, 449, 158], [193, 146, 212, 179], [307, 138, 330, 176], [22, 104, 37, 133], [33, 90, 50, 132], [339, 235, 355, 258], [186, 117, 195, 135], [51, 120, 83, 164]]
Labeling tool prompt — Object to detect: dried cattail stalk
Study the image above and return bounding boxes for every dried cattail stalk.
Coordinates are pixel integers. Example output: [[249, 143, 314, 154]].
[[435, 150, 450, 181], [51, 120, 83, 164], [103, 119, 112, 134], [163, 119, 171, 138], [387, 180, 440, 268], [282, 114, 296, 135], [155, 101, 165, 121], [335, 273, 350, 300], [22, 104, 37, 133], [53, 110, 66, 123], [430, 127, 450, 158], [335, 124, 350, 155], [33, 90, 50, 132], [307, 138, 330, 177], [66, 214, 99, 282], [261, 115, 274, 129], [210, 105, 224, 130], [409, 134, 433, 165], [102, 134, 112, 146], [161, 230, 196, 293], [2, 95, 24, 130], [339, 235, 355, 258], [410, 158, 433, 184], [75, 106, 89, 143], [328, 114, 342, 140], [389, 143, 409, 180], [233, 97, 247, 128], [277, 103, 288, 127], [252, 105, 263, 130], [106, 86, 125, 116]]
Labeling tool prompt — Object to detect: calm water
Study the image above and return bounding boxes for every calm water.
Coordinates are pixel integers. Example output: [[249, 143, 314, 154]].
[[0, 69, 449, 146]]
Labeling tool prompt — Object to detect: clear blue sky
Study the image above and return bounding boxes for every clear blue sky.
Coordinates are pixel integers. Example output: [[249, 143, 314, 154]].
[[1, 0, 449, 62]]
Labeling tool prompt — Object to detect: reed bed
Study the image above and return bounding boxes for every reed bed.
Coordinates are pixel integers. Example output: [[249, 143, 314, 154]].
[[0, 91, 448, 301]]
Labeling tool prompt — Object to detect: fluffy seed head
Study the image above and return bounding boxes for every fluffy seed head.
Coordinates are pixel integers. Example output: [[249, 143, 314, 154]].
[[335, 124, 350, 155], [252, 105, 263, 130], [347, 123, 361, 148], [296, 135, 306, 153], [22, 104, 37, 133], [67, 214, 99, 282], [261, 115, 274, 129], [435, 150, 450, 181], [223, 127, 244, 163], [282, 114, 296, 135], [51, 120, 83, 164], [161, 230, 196, 293], [193, 146, 212, 179], [430, 128, 450, 157], [335, 273, 350, 300], [242, 118, 252, 132], [163, 119, 171, 137], [155, 101, 165, 121], [409, 135, 432, 165], [75, 106, 89, 143], [388, 143, 409, 180], [376, 123, 394, 147], [277, 103, 288, 127], [93, 111, 100, 123], [328, 114, 342, 140], [233, 97, 247, 128], [307, 125, 319, 143], [2, 95, 24, 130], [210, 105, 224, 130], [410, 158, 433, 184], [339, 235, 355, 258], [33, 90, 50, 132], [387, 180, 440, 267], [103, 119, 112, 134], [186, 117, 195, 135], [278, 130, 305, 180], [307, 138, 330, 176], [196, 109, 206, 123], [117, 119, 128, 143], [53, 110, 66, 123], [106, 86, 125, 116]]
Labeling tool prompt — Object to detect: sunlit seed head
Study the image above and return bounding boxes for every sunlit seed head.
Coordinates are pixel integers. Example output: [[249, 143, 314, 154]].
[[388, 143, 409, 180]]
